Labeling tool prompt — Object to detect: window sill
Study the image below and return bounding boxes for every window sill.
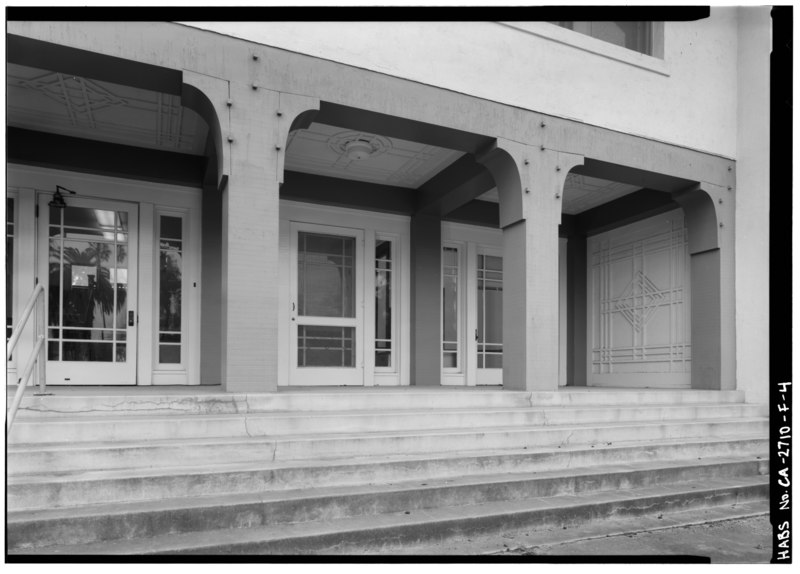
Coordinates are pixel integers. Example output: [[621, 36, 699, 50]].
[[498, 22, 670, 77]]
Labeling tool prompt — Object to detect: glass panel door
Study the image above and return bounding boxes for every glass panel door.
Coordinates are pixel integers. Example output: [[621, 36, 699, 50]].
[[290, 223, 363, 385], [39, 195, 138, 385], [476, 252, 503, 385]]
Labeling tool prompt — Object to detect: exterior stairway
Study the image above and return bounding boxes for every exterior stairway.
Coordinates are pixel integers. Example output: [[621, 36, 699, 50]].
[[6, 388, 769, 555]]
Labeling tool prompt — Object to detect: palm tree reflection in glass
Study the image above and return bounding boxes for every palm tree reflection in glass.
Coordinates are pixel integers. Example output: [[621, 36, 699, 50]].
[[49, 240, 127, 362]]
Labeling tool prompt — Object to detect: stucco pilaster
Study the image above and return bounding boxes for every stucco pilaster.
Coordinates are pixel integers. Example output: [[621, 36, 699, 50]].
[[184, 71, 320, 392], [673, 182, 736, 391], [479, 139, 583, 391]]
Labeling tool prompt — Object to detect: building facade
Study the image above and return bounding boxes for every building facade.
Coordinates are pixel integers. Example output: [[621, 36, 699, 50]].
[[6, 11, 771, 402]]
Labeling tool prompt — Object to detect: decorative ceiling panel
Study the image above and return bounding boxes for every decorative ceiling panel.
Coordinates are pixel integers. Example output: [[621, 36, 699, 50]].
[[7, 63, 208, 156], [285, 122, 464, 188]]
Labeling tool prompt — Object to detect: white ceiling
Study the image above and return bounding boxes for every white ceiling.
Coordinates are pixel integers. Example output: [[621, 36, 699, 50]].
[[284, 122, 464, 189], [7, 64, 640, 214], [6, 63, 209, 156]]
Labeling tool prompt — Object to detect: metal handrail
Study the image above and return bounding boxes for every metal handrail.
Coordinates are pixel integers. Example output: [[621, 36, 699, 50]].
[[6, 283, 47, 431]]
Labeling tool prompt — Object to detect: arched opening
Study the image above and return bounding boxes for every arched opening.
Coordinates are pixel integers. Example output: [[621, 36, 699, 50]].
[[560, 160, 727, 390], [7, 36, 215, 387], [277, 101, 505, 388]]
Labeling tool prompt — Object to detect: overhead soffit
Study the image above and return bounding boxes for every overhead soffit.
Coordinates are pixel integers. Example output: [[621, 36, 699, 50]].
[[477, 173, 641, 215], [6, 63, 209, 156], [6, 62, 641, 214], [285, 122, 465, 189]]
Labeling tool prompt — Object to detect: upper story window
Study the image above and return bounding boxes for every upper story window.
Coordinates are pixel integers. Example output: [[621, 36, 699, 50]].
[[552, 21, 654, 56]]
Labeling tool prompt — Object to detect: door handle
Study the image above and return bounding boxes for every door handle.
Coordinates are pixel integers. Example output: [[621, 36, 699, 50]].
[[475, 329, 479, 341], [128, 311, 135, 327]]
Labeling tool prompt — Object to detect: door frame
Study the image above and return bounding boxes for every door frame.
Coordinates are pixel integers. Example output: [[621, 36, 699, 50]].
[[474, 244, 504, 386], [289, 221, 365, 386], [38, 194, 140, 385], [441, 222, 504, 387], [7, 164, 202, 386], [279, 200, 411, 387]]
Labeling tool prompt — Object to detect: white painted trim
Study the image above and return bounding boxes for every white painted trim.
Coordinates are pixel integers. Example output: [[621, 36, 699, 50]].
[[38, 195, 139, 385], [363, 229, 376, 387], [465, 241, 478, 386], [373, 230, 402, 385], [5, 189, 20, 382], [138, 203, 155, 386], [9, 165, 202, 386], [441, 222, 504, 387], [7, 165, 201, 208], [289, 221, 365, 386], [475, 244, 503, 386], [441, 239, 465, 382], [151, 207, 200, 385], [188, 201, 202, 386]]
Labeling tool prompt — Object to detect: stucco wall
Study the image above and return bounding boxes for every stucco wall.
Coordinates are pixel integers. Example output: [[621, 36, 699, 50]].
[[734, 7, 771, 404], [184, 8, 740, 158]]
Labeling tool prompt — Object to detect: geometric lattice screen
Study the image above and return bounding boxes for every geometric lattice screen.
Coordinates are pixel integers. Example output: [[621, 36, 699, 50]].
[[588, 209, 691, 388]]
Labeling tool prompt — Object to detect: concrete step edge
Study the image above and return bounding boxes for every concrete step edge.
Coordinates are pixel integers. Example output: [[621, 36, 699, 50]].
[[7, 457, 769, 523], [11, 478, 768, 555], [11, 402, 766, 423], [7, 436, 769, 486], [7, 418, 770, 452], [392, 499, 771, 555]]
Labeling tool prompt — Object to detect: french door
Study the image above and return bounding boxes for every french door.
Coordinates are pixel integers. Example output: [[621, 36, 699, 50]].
[[441, 236, 503, 386], [474, 248, 503, 385], [289, 222, 364, 386], [38, 195, 138, 385]]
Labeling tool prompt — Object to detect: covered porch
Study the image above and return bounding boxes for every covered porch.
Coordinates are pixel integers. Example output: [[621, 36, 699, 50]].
[[6, 29, 736, 395]]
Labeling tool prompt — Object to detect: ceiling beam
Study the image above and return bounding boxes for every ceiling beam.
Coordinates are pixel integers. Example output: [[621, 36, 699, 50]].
[[7, 34, 182, 95], [8, 127, 206, 187], [573, 159, 696, 194], [281, 170, 416, 215], [575, 188, 679, 236], [443, 200, 500, 228], [316, 101, 494, 155], [415, 154, 496, 216]]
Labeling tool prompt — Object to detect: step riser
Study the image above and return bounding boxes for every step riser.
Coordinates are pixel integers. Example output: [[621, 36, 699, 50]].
[[7, 461, 767, 551], [7, 439, 769, 512], [12, 390, 748, 418], [270, 420, 769, 462], [8, 404, 767, 445], [207, 485, 769, 556], [8, 420, 769, 475], [21, 483, 765, 555]]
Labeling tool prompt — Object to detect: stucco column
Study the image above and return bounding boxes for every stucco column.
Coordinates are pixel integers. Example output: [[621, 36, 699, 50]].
[[410, 213, 442, 386], [673, 182, 736, 390], [479, 140, 583, 391], [183, 71, 318, 392]]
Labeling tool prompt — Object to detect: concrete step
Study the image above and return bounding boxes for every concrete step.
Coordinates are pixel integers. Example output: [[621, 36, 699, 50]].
[[7, 403, 768, 445], [7, 437, 769, 511], [11, 474, 769, 555], [402, 499, 771, 556], [10, 389, 749, 419], [7, 418, 769, 474]]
